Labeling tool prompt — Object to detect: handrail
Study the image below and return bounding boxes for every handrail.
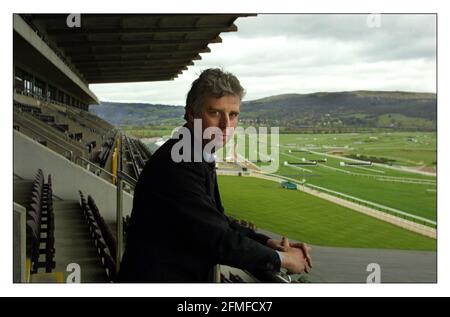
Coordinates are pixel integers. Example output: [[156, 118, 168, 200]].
[[123, 135, 140, 179], [14, 89, 115, 132], [14, 108, 86, 152], [116, 177, 124, 273], [15, 89, 88, 111], [114, 132, 149, 273], [118, 171, 138, 188], [13, 123, 74, 161], [115, 131, 123, 273], [68, 106, 112, 133], [114, 171, 137, 273], [75, 156, 115, 179]]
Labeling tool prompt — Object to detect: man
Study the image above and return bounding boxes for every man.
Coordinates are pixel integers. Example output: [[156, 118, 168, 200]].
[[118, 68, 312, 282]]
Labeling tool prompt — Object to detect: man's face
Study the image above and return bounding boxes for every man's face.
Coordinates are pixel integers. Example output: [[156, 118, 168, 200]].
[[198, 94, 240, 146]]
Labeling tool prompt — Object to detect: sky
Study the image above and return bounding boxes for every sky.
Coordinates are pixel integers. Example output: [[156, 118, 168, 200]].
[[89, 14, 436, 106]]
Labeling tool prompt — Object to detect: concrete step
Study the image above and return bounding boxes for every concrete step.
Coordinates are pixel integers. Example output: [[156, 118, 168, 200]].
[[30, 272, 64, 283], [53, 200, 109, 283]]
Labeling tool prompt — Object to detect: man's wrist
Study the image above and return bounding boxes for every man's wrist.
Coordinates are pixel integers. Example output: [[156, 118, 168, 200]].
[[276, 251, 283, 265], [279, 251, 291, 269]]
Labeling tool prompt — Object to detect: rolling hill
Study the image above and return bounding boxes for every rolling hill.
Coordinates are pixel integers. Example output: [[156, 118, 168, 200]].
[[90, 91, 436, 131], [90, 101, 185, 126]]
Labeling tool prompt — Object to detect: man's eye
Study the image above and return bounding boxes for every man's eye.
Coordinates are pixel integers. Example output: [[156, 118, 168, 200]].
[[209, 111, 220, 116]]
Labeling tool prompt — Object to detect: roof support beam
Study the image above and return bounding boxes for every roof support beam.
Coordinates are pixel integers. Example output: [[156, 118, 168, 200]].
[[47, 25, 238, 36], [76, 60, 194, 68], [87, 75, 177, 83], [82, 67, 186, 76], [70, 50, 207, 61], [56, 36, 222, 48]]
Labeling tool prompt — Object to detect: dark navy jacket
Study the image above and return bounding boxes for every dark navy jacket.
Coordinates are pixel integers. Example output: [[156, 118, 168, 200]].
[[118, 133, 280, 282]]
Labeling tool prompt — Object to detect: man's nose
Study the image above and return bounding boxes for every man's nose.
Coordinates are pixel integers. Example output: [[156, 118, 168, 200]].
[[219, 114, 231, 130]]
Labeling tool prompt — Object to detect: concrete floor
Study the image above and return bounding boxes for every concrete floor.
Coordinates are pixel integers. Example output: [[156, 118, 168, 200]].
[[257, 228, 436, 283]]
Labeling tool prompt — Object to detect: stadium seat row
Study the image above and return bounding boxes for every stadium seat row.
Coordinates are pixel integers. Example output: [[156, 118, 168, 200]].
[[26, 169, 55, 274], [96, 136, 115, 168], [78, 191, 117, 282]]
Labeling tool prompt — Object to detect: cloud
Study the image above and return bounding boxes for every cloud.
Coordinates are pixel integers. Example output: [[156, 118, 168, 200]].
[[90, 14, 436, 105]]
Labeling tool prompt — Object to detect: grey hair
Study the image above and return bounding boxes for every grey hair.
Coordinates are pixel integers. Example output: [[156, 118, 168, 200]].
[[184, 68, 245, 121]]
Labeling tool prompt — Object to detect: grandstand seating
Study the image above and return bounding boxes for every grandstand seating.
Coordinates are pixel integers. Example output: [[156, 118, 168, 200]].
[[24, 169, 55, 273], [85, 140, 97, 153], [78, 191, 117, 282], [14, 101, 119, 180], [14, 101, 41, 114], [35, 113, 55, 123], [13, 106, 87, 160], [135, 138, 152, 159], [87, 195, 117, 261], [96, 136, 115, 168], [121, 135, 150, 179], [68, 132, 83, 141], [52, 123, 69, 133]]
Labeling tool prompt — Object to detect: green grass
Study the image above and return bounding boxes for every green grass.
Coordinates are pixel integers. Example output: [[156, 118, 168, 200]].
[[218, 176, 436, 251], [122, 125, 176, 138], [274, 150, 437, 221], [279, 132, 437, 167], [223, 132, 437, 221]]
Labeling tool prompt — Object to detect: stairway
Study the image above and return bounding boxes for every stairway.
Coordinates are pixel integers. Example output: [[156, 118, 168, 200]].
[[53, 200, 109, 282]]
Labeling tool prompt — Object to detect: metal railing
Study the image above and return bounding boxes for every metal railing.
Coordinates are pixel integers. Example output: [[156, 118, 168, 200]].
[[118, 170, 138, 188], [75, 156, 115, 180], [14, 108, 86, 152], [14, 88, 88, 111], [115, 130, 136, 272], [13, 123, 74, 161], [73, 134, 134, 274], [115, 170, 138, 273]]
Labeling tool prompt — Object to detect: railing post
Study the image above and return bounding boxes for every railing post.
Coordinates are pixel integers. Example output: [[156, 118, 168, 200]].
[[116, 177, 124, 273], [112, 149, 117, 184]]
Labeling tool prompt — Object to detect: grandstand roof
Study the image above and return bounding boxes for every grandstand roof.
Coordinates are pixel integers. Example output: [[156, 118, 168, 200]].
[[20, 14, 254, 84]]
